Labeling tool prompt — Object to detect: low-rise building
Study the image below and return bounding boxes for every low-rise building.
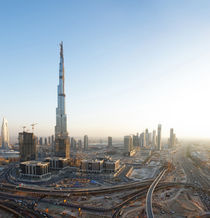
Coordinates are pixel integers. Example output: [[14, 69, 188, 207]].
[[45, 157, 68, 170], [19, 161, 51, 180]]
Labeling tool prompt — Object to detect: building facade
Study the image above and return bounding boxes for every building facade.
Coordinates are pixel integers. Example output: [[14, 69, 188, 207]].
[[19, 132, 37, 162], [20, 161, 51, 180]]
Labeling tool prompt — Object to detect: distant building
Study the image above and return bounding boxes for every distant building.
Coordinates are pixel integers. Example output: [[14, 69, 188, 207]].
[[71, 137, 77, 150], [1, 118, 9, 149], [44, 137, 47, 145], [84, 135, 88, 150], [124, 135, 133, 155], [48, 136, 51, 145], [39, 137, 43, 146], [20, 161, 51, 180], [157, 124, 162, 150], [145, 129, 149, 146], [152, 130, 156, 148], [78, 140, 82, 149], [133, 134, 139, 147], [19, 132, 37, 162], [108, 136, 112, 147], [148, 132, 152, 145], [140, 132, 145, 147]]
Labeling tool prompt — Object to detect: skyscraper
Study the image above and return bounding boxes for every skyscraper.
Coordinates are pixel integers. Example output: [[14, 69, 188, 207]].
[[19, 132, 36, 162], [157, 124, 162, 150], [140, 132, 145, 147], [152, 130, 156, 148], [1, 118, 9, 149], [145, 129, 149, 146], [55, 42, 70, 158], [124, 135, 133, 153], [108, 136, 112, 147], [84, 135, 88, 150], [170, 128, 175, 147]]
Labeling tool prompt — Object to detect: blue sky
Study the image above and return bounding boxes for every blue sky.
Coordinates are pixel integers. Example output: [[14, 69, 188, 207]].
[[1, 0, 210, 141]]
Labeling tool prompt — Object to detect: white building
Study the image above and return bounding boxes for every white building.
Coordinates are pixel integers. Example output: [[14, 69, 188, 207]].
[[152, 130, 156, 148], [1, 118, 9, 149]]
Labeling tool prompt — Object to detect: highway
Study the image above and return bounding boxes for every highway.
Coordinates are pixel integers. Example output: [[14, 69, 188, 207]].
[[146, 169, 167, 218]]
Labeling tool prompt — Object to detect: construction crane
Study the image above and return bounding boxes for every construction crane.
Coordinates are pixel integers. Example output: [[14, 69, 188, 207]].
[[31, 123, 38, 132]]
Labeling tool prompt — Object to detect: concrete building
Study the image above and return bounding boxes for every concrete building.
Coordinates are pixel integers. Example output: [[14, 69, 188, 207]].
[[20, 161, 51, 180], [80, 159, 104, 173], [45, 157, 68, 170], [80, 159, 120, 174], [157, 124, 162, 150], [44, 137, 47, 145], [1, 118, 9, 149], [103, 159, 120, 173], [140, 132, 145, 147], [152, 130, 156, 148], [19, 132, 37, 162], [108, 136, 112, 147], [84, 135, 88, 150], [55, 42, 70, 158]]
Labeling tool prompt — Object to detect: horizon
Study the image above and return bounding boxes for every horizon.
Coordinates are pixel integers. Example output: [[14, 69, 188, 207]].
[[1, 1, 210, 140]]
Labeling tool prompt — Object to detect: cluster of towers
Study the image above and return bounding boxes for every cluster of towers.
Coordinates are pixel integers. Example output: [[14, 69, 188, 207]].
[[124, 124, 177, 153]]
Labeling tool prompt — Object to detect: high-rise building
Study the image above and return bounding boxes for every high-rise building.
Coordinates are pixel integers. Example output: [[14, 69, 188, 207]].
[[133, 134, 139, 147], [44, 137, 47, 145], [145, 129, 149, 146], [108, 136, 112, 147], [1, 118, 9, 149], [55, 42, 70, 158], [84, 135, 88, 150], [152, 130, 156, 148], [78, 140, 82, 149], [19, 132, 37, 162], [157, 124, 162, 150], [170, 128, 176, 148], [70, 137, 77, 150], [39, 137, 43, 145], [140, 132, 145, 147], [124, 135, 133, 153]]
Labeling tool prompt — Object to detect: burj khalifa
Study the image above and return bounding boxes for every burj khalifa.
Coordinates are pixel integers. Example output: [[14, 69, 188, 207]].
[[55, 42, 70, 158]]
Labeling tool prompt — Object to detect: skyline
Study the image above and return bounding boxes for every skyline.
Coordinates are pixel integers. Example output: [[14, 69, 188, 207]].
[[1, 1, 210, 140]]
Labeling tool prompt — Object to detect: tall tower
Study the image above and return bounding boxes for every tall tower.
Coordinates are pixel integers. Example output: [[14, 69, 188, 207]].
[[170, 128, 174, 148], [1, 118, 9, 149], [157, 124, 162, 150], [55, 42, 70, 158]]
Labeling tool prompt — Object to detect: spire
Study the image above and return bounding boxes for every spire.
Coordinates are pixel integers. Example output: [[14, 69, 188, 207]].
[[60, 41, 64, 59]]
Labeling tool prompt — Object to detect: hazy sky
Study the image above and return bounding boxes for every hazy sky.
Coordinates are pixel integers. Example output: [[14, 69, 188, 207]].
[[1, 0, 210, 140]]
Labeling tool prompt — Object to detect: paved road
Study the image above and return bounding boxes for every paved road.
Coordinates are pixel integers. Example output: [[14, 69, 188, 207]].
[[146, 169, 166, 218]]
